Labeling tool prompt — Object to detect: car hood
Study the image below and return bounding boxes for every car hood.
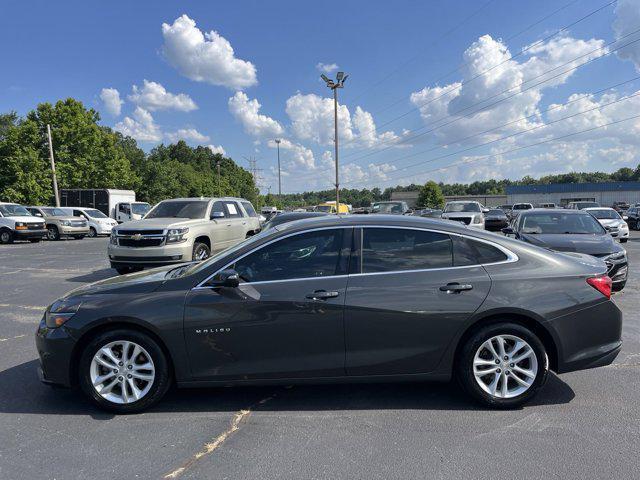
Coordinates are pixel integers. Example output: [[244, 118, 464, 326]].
[[116, 217, 204, 229], [597, 219, 624, 227], [518, 233, 623, 255], [8, 216, 43, 223]]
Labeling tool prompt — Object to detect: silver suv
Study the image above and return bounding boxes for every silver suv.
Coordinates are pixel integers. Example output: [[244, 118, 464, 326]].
[[108, 197, 261, 274]]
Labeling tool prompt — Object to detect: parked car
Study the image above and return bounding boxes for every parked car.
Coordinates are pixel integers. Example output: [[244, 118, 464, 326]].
[[625, 206, 640, 230], [0, 202, 46, 244], [507, 203, 533, 220], [441, 201, 486, 228], [484, 209, 509, 231], [261, 211, 329, 230], [315, 202, 349, 214], [108, 197, 261, 275], [535, 203, 557, 209], [260, 206, 279, 222], [64, 207, 119, 238], [370, 201, 411, 215], [611, 201, 630, 214], [502, 209, 627, 291], [60, 188, 151, 223], [498, 204, 513, 212], [37, 214, 623, 413], [584, 207, 629, 243], [566, 201, 600, 210], [25, 206, 89, 240]]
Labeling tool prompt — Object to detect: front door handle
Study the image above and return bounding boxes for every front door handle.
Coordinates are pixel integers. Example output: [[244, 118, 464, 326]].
[[305, 290, 340, 300], [439, 283, 473, 293]]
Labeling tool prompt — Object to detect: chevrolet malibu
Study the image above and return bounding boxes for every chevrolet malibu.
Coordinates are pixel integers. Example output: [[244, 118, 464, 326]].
[[36, 215, 622, 413]]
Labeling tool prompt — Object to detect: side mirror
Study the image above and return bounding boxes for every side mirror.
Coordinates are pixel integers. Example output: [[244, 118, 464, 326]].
[[502, 227, 515, 235], [35, 213, 43, 217], [210, 211, 225, 220], [482, 208, 490, 213], [208, 269, 240, 288], [623, 215, 629, 221], [404, 210, 414, 215]]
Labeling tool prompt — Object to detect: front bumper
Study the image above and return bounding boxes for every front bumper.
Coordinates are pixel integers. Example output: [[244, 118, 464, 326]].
[[108, 240, 194, 268], [485, 220, 508, 231], [14, 228, 47, 240], [95, 223, 115, 235], [59, 226, 90, 236], [35, 316, 75, 387], [548, 299, 622, 374]]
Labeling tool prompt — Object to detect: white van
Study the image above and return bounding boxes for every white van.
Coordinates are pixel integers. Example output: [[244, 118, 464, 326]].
[[0, 202, 47, 244], [62, 207, 118, 237]]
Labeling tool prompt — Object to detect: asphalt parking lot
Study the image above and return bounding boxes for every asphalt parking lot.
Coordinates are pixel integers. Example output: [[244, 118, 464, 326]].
[[1, 234, 639, 479]]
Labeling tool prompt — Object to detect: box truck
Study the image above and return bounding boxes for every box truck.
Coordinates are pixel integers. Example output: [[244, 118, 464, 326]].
[[59, 189, 151, 223]]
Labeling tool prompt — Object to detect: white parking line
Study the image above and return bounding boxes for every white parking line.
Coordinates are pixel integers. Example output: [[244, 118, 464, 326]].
[[0, 304, 45, 311]]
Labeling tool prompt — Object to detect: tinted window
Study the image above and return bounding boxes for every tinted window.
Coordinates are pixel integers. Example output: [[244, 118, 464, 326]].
[[241, 202, 258, 217], [520, 212, 604, 234], [146, 201, 208, 219], [211, 201, 226, 217], [452, 236, 508, 266], [233, 229, 347, 282], [362, 228, 452, 273], [224, 201, 242, 218]]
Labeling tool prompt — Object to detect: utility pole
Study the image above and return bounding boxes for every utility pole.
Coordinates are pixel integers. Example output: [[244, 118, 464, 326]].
[[274, 139, 281, 198], [321, 72, 348, 214], [244, 156, 263, 190], [46, 124, 60, 207], [216, 160, 221, 197]]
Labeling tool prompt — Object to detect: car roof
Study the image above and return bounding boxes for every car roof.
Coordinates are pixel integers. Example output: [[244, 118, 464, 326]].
[[517, 208, 589, 215], [160, 197, 248, 202], [583, 207, 614, 211]]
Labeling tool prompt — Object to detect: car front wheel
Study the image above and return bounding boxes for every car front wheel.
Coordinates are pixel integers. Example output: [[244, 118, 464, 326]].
[[456, 322, 548, 408], [88, 227, 97, 238], [192, 242, 210, 261], [78, 329, 171, 413], [0, 229, 14, 244]]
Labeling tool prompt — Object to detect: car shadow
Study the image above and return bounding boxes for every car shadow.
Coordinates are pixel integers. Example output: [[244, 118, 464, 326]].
[[66, 268, 117, 283], [0, 360, 575, 418]]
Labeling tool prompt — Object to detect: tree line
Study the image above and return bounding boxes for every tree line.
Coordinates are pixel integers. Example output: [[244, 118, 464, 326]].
[[2, 98, 639, 210]]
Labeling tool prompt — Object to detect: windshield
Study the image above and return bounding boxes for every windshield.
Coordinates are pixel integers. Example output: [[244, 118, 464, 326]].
[[513, 204, 532, 210], [42, 208, 68, 216], [0, 204, 31, 216], [589, 209, 621, 220], [372, 202, 405, 214], [84, 209, 108, 218], [520, 213, 605, 235], [132, 203, 151, 215], [316, 205, 333, 213], [444, 202, 480, 213], [146, 201, 208, 219]]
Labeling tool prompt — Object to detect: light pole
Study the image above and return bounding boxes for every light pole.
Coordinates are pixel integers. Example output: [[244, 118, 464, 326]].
[[275, 139, 281, 199], [321, 72, 348, 214]]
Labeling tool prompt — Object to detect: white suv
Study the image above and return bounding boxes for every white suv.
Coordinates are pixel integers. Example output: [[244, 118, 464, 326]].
[[0, 202, 47, 244], [441, 201, 487, 229]]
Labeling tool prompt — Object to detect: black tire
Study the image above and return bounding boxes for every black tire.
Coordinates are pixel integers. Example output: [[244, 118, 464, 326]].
[[192, 242, 211, 261], [88, 227, 97, 238], [456, 322, 548, 409], [78, 329, 171, 413], [0, 229, 14, 244], [47, 225, 60, 241]]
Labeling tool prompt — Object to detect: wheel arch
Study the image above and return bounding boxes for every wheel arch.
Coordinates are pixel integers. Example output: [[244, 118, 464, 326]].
[[453, 311, 559, 373], [194, 235, 211, 249], [69, 318, 176, 387]]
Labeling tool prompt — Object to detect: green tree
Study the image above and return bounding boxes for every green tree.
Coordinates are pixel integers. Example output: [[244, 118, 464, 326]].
[[417, 180, 445, 208]]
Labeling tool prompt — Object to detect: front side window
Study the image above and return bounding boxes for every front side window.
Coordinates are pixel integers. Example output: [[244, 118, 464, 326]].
[[233, 229, 347, 283], [362, 228, 452, 273]]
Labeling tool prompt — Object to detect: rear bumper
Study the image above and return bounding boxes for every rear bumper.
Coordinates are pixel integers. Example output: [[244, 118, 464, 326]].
[[548, 299, 623, 374]]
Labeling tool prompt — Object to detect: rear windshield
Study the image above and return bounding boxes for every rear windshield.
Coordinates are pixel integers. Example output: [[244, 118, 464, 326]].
[[146, 201, 208, 219], [520, 213, 604, 235]]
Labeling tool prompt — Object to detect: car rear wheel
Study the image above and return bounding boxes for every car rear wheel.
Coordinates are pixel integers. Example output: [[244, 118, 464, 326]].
[[88, 227, 97, 238], [192, 242, 210, 261], [47, 225, 60, 241], [456, 322, 548, 408], [78, 329, 171, 413], [0, 229, 14, 244]]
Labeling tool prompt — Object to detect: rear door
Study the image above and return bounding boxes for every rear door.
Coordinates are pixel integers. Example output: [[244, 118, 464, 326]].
[[344, 227, 493, 376], [222, 201, 246, 244]]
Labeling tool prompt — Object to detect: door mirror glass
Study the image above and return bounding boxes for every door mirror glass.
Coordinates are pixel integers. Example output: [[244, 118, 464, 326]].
[[208, 269, 240, 288]]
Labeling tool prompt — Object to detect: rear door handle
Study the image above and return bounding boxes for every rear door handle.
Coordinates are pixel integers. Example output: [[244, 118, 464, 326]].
[[305, 290, 340, 300], [439, 283, 473, 293]]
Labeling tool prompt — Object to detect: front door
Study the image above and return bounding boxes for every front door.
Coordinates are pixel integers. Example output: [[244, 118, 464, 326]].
[[184, 227, 352, 380], [344, 227, 492, 376]]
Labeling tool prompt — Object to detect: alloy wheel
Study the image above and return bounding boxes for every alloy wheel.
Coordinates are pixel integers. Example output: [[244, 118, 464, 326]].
[[193, 245, 210, 261], [0, 231, 10, 243], [472, 334, 538, 399], [89, 340, 155, 404]]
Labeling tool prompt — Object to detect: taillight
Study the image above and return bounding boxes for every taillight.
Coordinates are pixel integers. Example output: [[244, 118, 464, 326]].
[[587, 275, 612, 299]]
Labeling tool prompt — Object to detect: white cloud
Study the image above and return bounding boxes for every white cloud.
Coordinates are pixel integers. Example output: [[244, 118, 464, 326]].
[[228, 91, 284, 138], [316, 62, 339, 74], [161, 14, 257, 90], [100, 88, 123, 116], [165, 128, 210, 143], [129, 80, 197, 112], [613, 0, 640, 72], [207, 144, 225, 155], [267, 138, 315, 171], [114, 107, 162, 142]]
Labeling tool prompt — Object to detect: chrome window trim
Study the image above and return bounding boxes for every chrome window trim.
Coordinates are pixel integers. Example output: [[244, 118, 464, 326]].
[[193, 224, 518, 289]]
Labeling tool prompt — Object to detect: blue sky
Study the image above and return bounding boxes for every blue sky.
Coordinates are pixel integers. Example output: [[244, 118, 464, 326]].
[[2, 0, 640, 193]]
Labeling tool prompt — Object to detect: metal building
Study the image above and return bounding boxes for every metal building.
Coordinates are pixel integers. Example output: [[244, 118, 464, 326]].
[[506, 182, 640, 207]]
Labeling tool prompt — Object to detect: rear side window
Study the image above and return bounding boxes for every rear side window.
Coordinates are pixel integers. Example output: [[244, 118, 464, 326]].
[[241, 201, 258, 217], [224, 201, 242, 218], [362, 228, 452, 273], [453, 236, 508, 266]]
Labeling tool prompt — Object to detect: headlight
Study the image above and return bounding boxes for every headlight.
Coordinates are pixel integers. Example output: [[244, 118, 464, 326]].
[[166, 227, 189, 243], [110, 230, 118, 245], [45, 297, 82, 328], [15, 222, 27, 230], [60, 220, 71, 226], [473, 215, 483, 224]]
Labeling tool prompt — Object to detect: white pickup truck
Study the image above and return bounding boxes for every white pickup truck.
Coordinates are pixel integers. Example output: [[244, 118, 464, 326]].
[[108, 197, 261, 274]]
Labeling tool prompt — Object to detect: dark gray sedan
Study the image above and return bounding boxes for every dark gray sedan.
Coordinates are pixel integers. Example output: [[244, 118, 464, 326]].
[[36, 215, 622, 413]]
